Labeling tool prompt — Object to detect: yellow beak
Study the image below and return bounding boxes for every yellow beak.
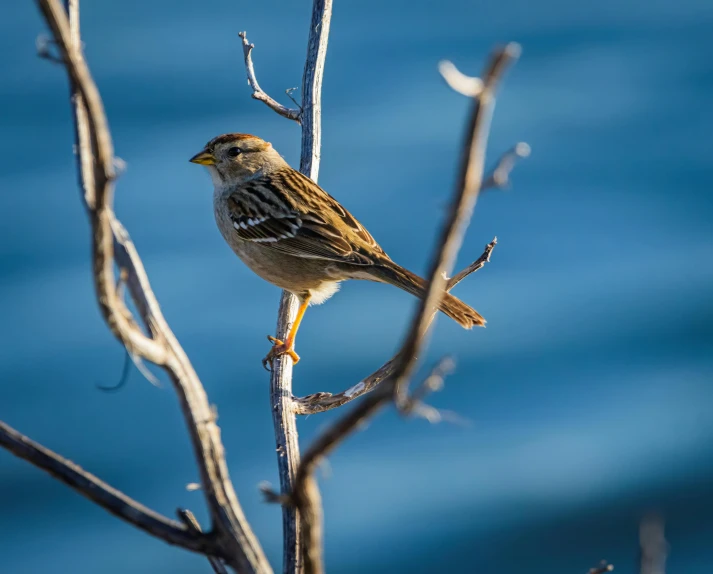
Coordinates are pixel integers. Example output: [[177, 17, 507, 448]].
[[189, 150, 216, 165]]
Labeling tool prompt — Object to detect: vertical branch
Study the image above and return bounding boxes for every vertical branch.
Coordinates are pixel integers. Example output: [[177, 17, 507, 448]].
[[268, 2, 333, 573], [392, 46, 520, 400], [65, 0, 95, 209], [299, 0, 332, 179]]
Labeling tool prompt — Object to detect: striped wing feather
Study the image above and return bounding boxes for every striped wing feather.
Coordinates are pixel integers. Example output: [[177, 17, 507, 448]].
[[226, 168, 387, 266]]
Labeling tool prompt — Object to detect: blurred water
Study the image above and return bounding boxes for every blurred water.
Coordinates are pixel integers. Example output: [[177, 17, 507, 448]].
[[1, 0, 712, 572]]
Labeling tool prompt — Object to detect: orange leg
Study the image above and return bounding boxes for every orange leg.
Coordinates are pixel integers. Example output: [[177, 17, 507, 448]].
[[262, 294, 311, 369]]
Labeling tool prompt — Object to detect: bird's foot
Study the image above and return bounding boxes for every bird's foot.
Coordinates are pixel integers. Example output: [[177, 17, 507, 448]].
[[262, 335, 300, 370]]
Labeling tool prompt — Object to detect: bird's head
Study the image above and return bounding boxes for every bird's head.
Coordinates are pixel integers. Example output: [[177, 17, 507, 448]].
[[189, 133, 285, 187]]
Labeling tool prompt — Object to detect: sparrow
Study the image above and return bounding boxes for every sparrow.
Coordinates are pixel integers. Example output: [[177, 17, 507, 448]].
[[190, 133, 484, 367]]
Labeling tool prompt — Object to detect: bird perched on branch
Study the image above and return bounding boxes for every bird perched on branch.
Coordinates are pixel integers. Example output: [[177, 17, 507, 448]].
[[190, 133, 484, 367]]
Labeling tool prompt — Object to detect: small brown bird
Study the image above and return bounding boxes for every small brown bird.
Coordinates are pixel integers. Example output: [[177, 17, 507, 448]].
[[190, 133, 484, 366]]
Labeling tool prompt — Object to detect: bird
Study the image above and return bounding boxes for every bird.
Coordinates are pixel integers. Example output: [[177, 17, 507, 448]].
[[190, 133, 485, 367]]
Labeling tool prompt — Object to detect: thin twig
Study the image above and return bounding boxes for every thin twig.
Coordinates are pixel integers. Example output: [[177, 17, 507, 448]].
[[10, 2, 273, 572], [588, 561, 614, 574], [293, 237, 497, 415], [238, 31, 301, 122], [178, 509, 229, 574], [0, 421, 216, 555], [438, 60, 484, 96], [95, 350, 131, 391], [392, 44, 521, 404], [482, 142, 530, 190], [400, 356, 455, 420], [447, 237, 497, 288], [290, 43, 521, 574]]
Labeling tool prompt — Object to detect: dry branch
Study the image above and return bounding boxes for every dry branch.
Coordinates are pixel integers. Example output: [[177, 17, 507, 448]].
[[588, 562, 614, 574], [293, 238, 498, 415], [0, 421, 215, 554], [287, 43, 522, 574], [400, 356, 455, 421], [240, 2, 334, 573], [0, 2, 273, 572], [178, 509, 230, 574], [238, 31, 301, 122]]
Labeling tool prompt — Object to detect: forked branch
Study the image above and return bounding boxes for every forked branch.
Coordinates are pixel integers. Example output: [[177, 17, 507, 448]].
[[292, 124, 527, 415], [239, 31, 301, 122], [287, 43, 522, 574], [0, 421, 216, 555], [293, 237, 498, 415], [0, 2, 273, 572], [239, 2, 334, 573]]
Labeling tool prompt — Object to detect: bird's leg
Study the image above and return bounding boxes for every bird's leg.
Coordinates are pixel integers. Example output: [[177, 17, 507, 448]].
[[262, 294, 311, 370]]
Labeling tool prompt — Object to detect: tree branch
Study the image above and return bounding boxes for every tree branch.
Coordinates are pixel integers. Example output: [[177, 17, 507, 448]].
[[238, 31, 301, 123], [239, 2, 333, 572], [291, 60, 528, 417], [292, 238, 497, 415], [399, 356, 455, 421], [482, 142, 531, 190], [289, 43, 522, 574], [178, 509, 230, 574], [0, 421, 216, 555], [6, 2, 273, 572]]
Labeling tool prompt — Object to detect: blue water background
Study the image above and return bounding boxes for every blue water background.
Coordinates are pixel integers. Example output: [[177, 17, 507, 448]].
[[1, 0, 712, 572]]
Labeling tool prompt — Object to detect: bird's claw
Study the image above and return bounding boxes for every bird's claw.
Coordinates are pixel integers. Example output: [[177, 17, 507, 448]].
[[262, 335, 300, 371]]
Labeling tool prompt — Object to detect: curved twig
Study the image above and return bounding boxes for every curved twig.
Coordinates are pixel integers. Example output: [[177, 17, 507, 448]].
[[438, 60, 484, 96], [293, 238, 497, 415], [0, 421, 216, 555], [238, 31, 301, 122], [482, 142, 531, 190]]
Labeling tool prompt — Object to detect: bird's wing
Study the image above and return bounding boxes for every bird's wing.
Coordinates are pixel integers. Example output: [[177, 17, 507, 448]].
[[226, 170, 388, 266]]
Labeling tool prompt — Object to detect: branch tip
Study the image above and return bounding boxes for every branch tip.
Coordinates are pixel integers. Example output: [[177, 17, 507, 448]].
[[588, 561, 614, 574], [238, 29, 301, 122], [438, 60, 484, 96], [259, 481, 292, 505]]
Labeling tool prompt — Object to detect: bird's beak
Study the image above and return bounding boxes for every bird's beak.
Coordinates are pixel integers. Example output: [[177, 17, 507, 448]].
[[189, 149, 216, 165]]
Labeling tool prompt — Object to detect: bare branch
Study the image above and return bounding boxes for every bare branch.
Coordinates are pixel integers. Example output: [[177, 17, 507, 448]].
[[16, 2, 273, 572], [438, 60, 483, 96], [293, 237, 497, 415], [238, 2, 334, 573], [178, 509, 229, 574], [291, 43, 521, 574], [447, 237, 497, 289], [238, 31, 301, 122], [482, 142, 531, 190], [291, 126, 525, 418], [393, 43, 521, 402], [36, 34, 64, 63], [399, 356, 455, 420], [0, 421, 216, 555]]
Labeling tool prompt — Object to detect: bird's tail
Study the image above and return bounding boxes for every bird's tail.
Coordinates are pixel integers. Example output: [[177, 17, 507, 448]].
[[368, 261, 485, 329]]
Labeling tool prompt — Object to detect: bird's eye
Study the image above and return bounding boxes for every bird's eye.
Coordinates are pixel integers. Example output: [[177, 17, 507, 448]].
[[227, 146, 242, 157]]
